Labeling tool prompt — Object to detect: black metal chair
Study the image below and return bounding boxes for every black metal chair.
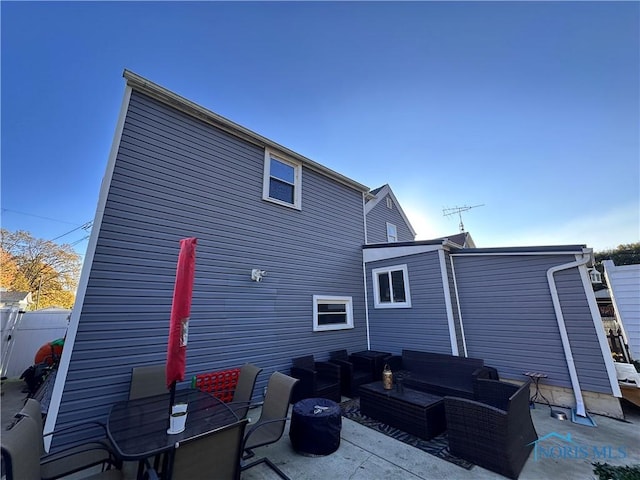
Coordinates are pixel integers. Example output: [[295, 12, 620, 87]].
[[290, 355, 341, 403], [143, 418, 248, 480], [225, 363, 263, 420], [128, 364, 167, 400], [1, 411, 123, 480], [241, 371, 299, 480], [444, 379, 538, 479], [328, 350, 372, 397]]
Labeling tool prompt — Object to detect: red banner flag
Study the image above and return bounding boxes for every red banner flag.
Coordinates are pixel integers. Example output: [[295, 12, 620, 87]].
[[166, 237, 197, 388]]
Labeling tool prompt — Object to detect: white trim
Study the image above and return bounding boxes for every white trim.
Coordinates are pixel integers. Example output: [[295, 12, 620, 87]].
[[363, 244, 442, 263], [546, 253, 591, 417], [438, 250, 459, 356], [262, 148, 302, 210], [371, 264, 412, 309], [312, 295, 354, 332], [577, 261, 622, 398], [449, 255, 468, 357], [43, 86, 133, 451], [450, 250, 586, 257], [364, 184, 417, 237], [362, 193, 371, 348]]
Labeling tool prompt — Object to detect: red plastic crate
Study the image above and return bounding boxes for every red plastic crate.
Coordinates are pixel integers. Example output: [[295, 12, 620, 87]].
[[192, 368, 240, 403]]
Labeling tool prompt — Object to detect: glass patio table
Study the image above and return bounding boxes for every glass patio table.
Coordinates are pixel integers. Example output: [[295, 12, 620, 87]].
[[107, 388, 238, 477]]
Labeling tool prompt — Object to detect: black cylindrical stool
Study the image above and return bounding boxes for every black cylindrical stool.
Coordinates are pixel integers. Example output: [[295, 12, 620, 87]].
[[289, 397, 341, 456]]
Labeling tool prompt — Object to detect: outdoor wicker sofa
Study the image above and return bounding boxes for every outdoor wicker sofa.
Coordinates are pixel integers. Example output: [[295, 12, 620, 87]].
[[445, 379, 538, 479], [385, 349, 498, 399]]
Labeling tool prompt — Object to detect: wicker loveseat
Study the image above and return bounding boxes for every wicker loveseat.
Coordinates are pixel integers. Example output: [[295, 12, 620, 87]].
[[444, 379, 538, 479], [385, 349, 497, 399]]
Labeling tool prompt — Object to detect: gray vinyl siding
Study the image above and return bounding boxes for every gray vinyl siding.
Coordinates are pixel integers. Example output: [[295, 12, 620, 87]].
[[54, 90, 368, 448], [365, 251, 452, 356], [366, 196, 414, 244], [453, 254, 612, 394]]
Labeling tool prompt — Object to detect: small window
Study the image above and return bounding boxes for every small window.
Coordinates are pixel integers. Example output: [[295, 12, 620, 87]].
[[372, 265, 411, 309], [386, 197, 393, 209], [386, 223, 398, 243], [263, 149, 302, 209], [313, 295, 354, 331]]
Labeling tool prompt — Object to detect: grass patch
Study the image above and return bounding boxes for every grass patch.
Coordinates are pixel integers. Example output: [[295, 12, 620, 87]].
[[593, 462, 640, 480]]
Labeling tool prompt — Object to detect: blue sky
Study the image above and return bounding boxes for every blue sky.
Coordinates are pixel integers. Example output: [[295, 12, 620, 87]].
[[2, 1, 638, 257]]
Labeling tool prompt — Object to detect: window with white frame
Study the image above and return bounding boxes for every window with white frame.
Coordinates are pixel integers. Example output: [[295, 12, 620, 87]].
[[313, 295, 354, 331], [386, 222, 398, 242], [386, 197, 393, 209], [262, 149, 302, 209], [372, 264, 411, 308]]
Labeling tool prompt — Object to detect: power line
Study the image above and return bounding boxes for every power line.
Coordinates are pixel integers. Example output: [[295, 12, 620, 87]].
[[1, 208, 80, 226], [50, 222, 93, 242]]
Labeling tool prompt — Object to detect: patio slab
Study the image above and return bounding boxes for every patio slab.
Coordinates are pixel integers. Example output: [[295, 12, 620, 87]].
[[2, 378, 639, 479]]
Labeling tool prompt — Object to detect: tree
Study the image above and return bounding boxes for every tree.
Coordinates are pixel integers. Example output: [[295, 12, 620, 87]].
[[594, 242, 640, 268], [1, 229, 82, 310]]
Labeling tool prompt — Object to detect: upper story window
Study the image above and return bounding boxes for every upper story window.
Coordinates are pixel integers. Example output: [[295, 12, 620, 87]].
[[386, 223, 398, 243], [313, 295, 354, 332], [263, 149, 302, 210], [372, 264, 411, 309], [386, 197, 393, 209]]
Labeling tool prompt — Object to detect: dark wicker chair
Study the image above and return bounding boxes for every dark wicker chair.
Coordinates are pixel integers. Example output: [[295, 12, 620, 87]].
[[328, 350, 372, 397], [444, 379, 538, 479], [290, 355, 341, 403]]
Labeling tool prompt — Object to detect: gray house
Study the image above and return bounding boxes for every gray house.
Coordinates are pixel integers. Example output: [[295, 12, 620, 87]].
[[45, 71, 621, 449]]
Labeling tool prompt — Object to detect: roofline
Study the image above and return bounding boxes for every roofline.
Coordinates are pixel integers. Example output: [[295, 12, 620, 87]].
[[450, 245, 589, 255], [364, 184, 417, 237], [363, 239, 447, 249], [123, 69, 370, 193]]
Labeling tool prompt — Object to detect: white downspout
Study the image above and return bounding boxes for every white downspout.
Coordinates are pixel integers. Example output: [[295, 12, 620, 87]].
[[546, 253, 591, 417]]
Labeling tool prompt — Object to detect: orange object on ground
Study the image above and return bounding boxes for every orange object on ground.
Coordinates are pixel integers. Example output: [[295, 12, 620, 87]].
[[34, 340, 63, 366], [192, 368, 240, 403]]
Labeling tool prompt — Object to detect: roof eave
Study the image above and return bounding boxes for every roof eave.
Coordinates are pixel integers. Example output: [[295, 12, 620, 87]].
[[123, 70, 370, 193]]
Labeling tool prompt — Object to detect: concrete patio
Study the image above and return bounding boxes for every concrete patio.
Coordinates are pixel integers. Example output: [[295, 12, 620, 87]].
[[2, 378, 639, 479]]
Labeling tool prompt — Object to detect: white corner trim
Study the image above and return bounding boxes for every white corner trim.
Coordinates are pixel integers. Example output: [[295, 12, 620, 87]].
[[43, 86, 133, 451], [363, 244, 442, 263], [577, 262, 622, 398], [439, 250, 459, 356], [449, 255, 468, 357]]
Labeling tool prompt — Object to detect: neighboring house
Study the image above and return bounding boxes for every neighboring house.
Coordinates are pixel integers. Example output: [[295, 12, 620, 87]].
[[364, 184, 416, 244], [0, 290, 33, 310], [45, 71, 622, 449], [603, 260, 640, 360]]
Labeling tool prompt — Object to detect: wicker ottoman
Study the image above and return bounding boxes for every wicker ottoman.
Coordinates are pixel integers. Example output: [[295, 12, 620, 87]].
[[289, 398, 341, 456]]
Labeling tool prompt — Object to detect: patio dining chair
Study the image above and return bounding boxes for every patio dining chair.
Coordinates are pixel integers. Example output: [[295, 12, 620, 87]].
[[128, 364, 167, 400], [226, 363, 264, 419], [13, 398, 119, 480], [139, 418, 249, 480], [1, 413, 123, 480], [241, 371, 299, 480]]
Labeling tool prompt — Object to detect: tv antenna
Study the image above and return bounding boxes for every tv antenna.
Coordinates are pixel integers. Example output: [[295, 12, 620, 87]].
[[443, 204, 484, 232]]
